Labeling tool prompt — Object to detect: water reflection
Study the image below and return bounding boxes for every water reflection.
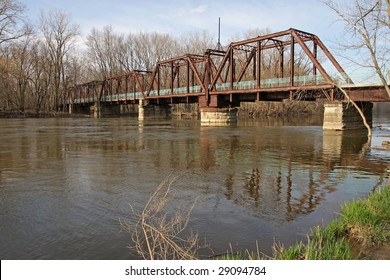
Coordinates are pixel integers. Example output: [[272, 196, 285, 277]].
[[0, 117, 389, 259], [196, 126, 373, 222]]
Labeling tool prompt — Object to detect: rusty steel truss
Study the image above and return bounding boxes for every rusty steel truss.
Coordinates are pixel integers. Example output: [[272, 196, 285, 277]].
[[67, 28, 389, 107]]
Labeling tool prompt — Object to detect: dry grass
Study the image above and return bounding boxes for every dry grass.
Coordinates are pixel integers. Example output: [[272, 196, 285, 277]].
[[121, 176, 205, 260]]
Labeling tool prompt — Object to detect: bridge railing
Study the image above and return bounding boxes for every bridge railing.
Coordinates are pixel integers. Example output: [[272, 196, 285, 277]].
[[147, 85, 203, 96], [213, 75, 328, 91]]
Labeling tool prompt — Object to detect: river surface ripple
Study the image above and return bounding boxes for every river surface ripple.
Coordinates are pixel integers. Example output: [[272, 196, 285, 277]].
[[0, 107, 389, 259]]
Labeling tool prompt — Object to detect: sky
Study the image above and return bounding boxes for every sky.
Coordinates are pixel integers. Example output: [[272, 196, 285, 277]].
[[22, 0, 345, 46], [23, 0, 373, 76]]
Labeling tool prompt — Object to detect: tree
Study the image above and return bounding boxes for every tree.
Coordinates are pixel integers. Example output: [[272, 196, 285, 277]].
[[8, 36, 34, 112], [0, 0, 30, 46], [132, 31, 177, 71], [178, 30, 215, 54], [40, 9, 80, 111], [85, 26, 125, 79], [0, 0, 32, 112], [324, 0, 390, 98], [29, 40, 53, 113]]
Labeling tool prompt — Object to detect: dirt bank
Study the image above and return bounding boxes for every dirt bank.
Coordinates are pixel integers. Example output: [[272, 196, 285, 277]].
[[0, 111, 89, 118]]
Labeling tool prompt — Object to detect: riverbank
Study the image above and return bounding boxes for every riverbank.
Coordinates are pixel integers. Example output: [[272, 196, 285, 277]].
[[225, 184, 390, 260], [0, 111, 89, 118]]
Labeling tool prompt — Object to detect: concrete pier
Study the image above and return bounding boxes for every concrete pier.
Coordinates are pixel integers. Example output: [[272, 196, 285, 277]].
[[138, 99, 171, 120], [323, 101, 372, 131], [200, 107, 238, 125], [90, 103, 121, 118]]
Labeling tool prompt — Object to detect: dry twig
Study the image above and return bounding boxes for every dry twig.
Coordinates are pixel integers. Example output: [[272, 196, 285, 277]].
[[120, 176, 204, 260]]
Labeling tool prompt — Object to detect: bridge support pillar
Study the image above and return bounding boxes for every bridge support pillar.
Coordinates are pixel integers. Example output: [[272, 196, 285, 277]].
[[90, 103, 121, 118], [68, 104, 73, 114], [90, 103, 100, 118], [323, 101, 372, 131], [200, 108, 238, 125], [138, 99, 171, 120]]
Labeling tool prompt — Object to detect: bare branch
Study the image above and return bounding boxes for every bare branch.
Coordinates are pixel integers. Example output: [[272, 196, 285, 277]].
[[324, 0, 390, 98], [120, 175, 208, 260]]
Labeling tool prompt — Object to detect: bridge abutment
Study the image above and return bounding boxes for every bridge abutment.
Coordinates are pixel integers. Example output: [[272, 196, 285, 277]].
[[138, 99, 171, 120], [200, 107, 238, 125], [323, 101, 372, 131]]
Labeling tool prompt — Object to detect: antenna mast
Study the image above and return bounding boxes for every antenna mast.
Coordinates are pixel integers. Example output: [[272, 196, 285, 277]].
[[215, 17, 223, 51]]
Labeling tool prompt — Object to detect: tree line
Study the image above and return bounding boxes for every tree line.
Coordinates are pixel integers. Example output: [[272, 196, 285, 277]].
[[0, 0, 388, 113], [0, 0, 218, 113]]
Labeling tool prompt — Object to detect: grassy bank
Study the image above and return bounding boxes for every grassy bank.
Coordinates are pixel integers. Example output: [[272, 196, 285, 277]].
[[226, 185, 390, 260]]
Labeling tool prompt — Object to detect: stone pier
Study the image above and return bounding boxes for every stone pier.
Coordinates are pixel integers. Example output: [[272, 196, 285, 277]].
[[323, 101, 373, 131], [200, 107, 238, 125], [90, 103, 121, 118], [138, 99, 171, 120]]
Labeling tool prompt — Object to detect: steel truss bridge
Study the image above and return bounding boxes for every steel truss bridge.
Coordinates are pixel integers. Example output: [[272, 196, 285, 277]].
[[67, 28, 389, 108]]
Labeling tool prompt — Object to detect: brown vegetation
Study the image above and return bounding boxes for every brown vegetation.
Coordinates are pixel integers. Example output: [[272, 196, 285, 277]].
[[120, 176, 206, 260], [238, 99, 325, 117]]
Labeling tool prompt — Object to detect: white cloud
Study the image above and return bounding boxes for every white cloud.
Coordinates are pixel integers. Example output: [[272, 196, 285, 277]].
[[190, 5, 207, 14]]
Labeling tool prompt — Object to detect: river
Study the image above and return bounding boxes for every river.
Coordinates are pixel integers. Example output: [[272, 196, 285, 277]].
[[0, 104, 389, 259]]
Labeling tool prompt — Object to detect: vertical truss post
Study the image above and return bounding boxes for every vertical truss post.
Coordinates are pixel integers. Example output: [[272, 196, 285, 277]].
[[125, 76, 128, 102], [257, 41, 262, 101], [109, 79, 113, 103], [191, 67, 195, 88], [157, 66, 160, 96], [186, 60, 190, 94], [252, 52, 256, 80], [176, 65, 180, 90], [290, 35, 295, 99], [279, 47, 284, 78], [230, 47, 234, 91], [205, 53, 210, 105], [313, 41, 317, 76], [171, 61, 174, 95]]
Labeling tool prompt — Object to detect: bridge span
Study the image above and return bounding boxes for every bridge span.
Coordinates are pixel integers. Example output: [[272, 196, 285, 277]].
[[66, 28, 389, 129]]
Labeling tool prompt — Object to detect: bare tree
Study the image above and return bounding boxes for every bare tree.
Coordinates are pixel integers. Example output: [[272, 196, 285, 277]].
[[86, 26, 125, 79], [8, 36, 35, 112], [29, 40, 53, 113], [40, 9, 79, 111], [133, 32, 177, 71], [118, 33, 138, 72], [178, 30, 215, 54], [0, 0, 31, 46], [324, 0, 390, 97]]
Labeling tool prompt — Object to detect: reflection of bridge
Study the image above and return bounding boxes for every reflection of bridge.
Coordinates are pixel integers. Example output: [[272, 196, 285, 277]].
[[67, 28, 389, 126]]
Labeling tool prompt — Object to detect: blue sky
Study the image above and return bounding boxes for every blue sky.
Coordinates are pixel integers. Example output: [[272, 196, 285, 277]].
[[23, 0, 344, 45]]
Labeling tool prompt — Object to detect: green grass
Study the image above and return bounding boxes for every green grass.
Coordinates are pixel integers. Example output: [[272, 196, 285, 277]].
[[276, 186, 390, 260], [340, 186, 390, 246], [274, 224, 353, 260], [221, 185, 390, 260]]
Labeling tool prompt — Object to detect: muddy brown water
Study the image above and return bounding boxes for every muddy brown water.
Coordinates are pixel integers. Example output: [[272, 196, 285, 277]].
[[1, 105, 389, 259]]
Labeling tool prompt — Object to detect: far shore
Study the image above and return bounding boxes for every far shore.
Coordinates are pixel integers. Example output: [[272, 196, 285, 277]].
[[0, 111, 89, 119]]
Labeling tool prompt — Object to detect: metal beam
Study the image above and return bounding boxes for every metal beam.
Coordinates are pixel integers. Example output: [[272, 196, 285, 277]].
[[315, 36, 353, 84], [291, 29, 333, 84]]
